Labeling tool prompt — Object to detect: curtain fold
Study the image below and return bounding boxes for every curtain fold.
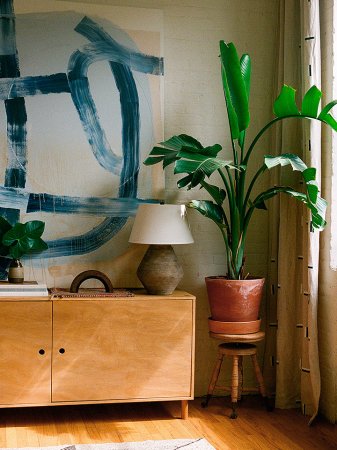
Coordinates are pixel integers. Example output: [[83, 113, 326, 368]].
[[264, 0, 322, 424]]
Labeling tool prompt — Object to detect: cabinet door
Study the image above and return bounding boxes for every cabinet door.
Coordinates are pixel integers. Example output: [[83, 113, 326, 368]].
[[52, 299, 194, 402], [0, 301, 52, 405]]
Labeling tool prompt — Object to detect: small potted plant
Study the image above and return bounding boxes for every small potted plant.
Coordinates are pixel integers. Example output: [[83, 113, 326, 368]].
[[144, 41, 337, 333], [0, 217, 48, 283]]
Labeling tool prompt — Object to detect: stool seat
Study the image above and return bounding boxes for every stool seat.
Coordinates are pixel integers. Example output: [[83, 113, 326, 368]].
[[209, 331, 265, 343], [202, 333, 269, 419]]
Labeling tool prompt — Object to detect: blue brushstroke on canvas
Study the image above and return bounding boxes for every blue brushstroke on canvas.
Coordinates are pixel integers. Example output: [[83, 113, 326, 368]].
[[26, 192, 158, 216], [0, 3, 164, 260], [0, 0, 28, 226], [0, 73, 70, 99]]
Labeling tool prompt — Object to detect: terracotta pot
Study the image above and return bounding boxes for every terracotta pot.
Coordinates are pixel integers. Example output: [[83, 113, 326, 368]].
[[205, 276, 265, 322], [208, 317, 261, 334]]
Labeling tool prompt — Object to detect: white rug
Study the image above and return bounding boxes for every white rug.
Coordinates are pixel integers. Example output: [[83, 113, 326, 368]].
[[0, 440, 215, 450]]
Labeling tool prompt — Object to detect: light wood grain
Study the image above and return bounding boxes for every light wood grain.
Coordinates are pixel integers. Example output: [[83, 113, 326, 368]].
[[52, 298, 194, 403], [0, 301, 52, 405], [0, 398, 335, 449], [0, 292, 195, 419]]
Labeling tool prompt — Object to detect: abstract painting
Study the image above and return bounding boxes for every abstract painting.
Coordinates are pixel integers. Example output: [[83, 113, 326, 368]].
[[0, 0, 164, 285]]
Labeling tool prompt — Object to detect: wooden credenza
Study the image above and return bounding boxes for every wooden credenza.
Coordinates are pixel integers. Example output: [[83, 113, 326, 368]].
[[0, 290, 195, 418]]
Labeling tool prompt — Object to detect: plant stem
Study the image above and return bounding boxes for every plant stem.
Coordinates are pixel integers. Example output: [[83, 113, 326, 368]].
[[243, 165, 267, 214], [243, 114, 322, 166]]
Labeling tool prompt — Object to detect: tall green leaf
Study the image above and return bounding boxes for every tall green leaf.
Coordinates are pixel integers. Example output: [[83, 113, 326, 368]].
[[238, 53, 251, 149], [220, 41, 250, 137], [273, 85, 299, 117], [301, 85, 322, 117]]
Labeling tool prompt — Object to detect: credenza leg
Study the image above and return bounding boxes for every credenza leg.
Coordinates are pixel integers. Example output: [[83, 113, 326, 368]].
[[181, 400, 188, 419]]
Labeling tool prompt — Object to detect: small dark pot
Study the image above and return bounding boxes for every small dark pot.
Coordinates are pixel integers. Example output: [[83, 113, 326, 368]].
[[8, 259, 24, 284]]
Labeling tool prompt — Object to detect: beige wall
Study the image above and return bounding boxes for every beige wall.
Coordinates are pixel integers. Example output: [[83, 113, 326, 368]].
[[63, 0, 278, 395], [320, 0, 337, 424]]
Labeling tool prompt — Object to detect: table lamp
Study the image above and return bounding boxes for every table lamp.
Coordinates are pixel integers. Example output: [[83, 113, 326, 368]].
[[129, 203, 194, 295]]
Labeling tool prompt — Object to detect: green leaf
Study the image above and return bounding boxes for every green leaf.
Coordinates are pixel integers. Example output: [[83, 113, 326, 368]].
[[174, 153, 235, 179], [0, 216, 12, 236], [273, 85, 300, 117], [301, 85, 322, 117], [163, 155, 179, 168], [318, 99, 337, 120], [220, 41, 250, 138], [25, 220, 45, 238], [221, 64, 240, 139], [159, 134, 203, 151], [264, 153, 324, 217], [2, 223, 25, 245], [3, 221, 48, 258], [144, 135, 221, 172], [188, 200, 225, 225], [302, 167, 316, 182], [200, 180, 226, 205], [143, 156, 165, 165], [321, 113, 337, 131], [240, 54, 251, 100], [238, 54, 251, 149], [318, 101, 337, 131], [264, 153, 307, 172], [252, 186, 327, 231], [177, 174, 193, 188], [148, 147, 177, 156], [194, 144, 223, 157]]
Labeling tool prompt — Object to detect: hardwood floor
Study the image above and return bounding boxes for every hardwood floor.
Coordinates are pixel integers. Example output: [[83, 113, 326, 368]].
[[0, 397, 335, 449]]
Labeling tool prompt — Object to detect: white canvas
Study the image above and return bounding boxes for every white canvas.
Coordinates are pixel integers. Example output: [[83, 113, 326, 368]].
[[0, 0, 164, 287]]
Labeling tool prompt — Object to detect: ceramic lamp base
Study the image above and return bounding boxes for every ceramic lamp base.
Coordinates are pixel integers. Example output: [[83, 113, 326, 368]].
[[137, 244, 183, 295]]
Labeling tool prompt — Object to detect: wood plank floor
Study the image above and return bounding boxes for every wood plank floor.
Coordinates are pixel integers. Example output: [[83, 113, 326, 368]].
[[0, 397, 335, 449]]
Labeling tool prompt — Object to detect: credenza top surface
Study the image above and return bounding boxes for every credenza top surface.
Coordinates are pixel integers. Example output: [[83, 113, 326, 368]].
[[0, 289, 195, 302]]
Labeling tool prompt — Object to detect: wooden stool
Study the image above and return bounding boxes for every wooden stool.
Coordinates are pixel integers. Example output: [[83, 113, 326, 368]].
[[202, 331, 268, 419]]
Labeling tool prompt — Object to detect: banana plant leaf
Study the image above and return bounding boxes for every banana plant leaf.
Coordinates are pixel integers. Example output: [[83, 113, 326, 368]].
[[143, 41, 337, 280], [252, 186, 326, 230], [318, 99, 337, 131], [144, 135, 223, 169], [273, 85, 337, 132], [301, 85, 322, 117], [252, 153, 326, 229], [200, 181, 226, 205], [238, 53, 251, 149], [264, 153, 320, 205], [273, 85, 300, 116], [188, 200, 226, 226], [220, 41, 250, 140]]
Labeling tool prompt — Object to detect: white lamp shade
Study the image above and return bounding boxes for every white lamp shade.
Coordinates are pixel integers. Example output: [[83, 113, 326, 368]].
[[129, 204, 194, 245]]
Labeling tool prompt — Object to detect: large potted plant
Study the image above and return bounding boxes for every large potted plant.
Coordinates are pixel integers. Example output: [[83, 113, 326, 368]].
[[144, 41, 336, 333], [0, 217, 48, 283]]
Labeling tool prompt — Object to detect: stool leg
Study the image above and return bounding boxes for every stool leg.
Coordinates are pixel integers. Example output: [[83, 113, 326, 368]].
[[251, 354, 266, 397], [230, 355, 239, 419], [201, 351, 224, 408], [238, 356, 243, 401]]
